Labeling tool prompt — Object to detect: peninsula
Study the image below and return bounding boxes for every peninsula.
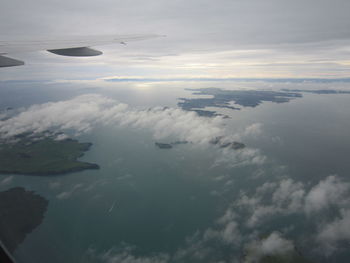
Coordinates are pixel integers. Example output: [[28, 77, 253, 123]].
[[178, 88, 302, 113], [178, 88, 350, 117], [0, 187, 48, 253], [0, 133, 99, 175]]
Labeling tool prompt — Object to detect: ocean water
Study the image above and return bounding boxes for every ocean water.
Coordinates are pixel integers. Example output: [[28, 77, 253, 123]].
[[1, 81, 350, 262]]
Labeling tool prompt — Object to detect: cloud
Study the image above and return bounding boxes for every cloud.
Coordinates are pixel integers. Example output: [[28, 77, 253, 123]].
[[271, 179, 305, 212], [203, 221, 241, 245], [172, 232, 213, 262], [204, 209, 241, 245], [236, 175, 350, 228], [0, 94, 114, 137], [85, 246, 169, 263], [2, 0, 350, 80], [56, 183, 83, 200], [213, 148, 266, 168], [0, 176, 14, 185], [242, 123, 263, 138], [232, 174, 350, 257], [82, 172, 350, 262], [317, 209, 350, 254], [0, 94, 266, 169], [243, 232, 294, 263], [0, 94, 224, 144], [2, 0, 350, 50], [56, 191, 72, 200], [172, 209, 242, 262], [304, 175, 350, 214], [236, 178, 305, 227], [101, 250, 169, 263]]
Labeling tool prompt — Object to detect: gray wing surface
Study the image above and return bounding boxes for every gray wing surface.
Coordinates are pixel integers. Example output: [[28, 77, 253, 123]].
[[0, 34, 163, 67]]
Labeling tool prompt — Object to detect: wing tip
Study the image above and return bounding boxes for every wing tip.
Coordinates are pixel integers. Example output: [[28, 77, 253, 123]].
[[0, 55, 24, 67]]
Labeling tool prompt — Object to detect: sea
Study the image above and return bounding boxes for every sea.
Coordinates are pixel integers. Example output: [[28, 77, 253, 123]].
[[0, 79, 350, 263]]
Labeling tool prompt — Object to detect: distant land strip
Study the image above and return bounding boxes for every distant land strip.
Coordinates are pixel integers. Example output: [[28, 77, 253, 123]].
[[104, 77, 350, 83]]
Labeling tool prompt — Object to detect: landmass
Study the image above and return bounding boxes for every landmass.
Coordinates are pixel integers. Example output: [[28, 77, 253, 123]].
[[155, 137, 245, 150], [171, 141, 189, 145], [221, 141, 245, 150], [0, 133, 99, 175], [210, 136, 246, 150], [178, 88, 350, 117], [105, 77, 350, 83], [190, 109, 225, 118], [178, 88, 302, 112], [281, 89, 350, 94], [155, 142, 173, 149], [155, 141, 189, 149], [0, 187, 48, 253]]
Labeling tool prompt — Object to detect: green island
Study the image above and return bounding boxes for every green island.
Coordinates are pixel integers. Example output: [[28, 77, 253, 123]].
[[0, 187, 48, 253], [0, 133, 99, 175]]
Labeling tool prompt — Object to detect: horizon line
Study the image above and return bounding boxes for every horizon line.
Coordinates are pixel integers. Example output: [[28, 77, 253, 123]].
[[104, 77, 350, 83]]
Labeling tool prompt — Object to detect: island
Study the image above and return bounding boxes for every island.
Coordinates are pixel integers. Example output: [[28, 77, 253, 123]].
[[171, 141, 189, 145], [190, 109, 228, 118], [0, 133, 99, 176], [220, 141, 245, 150], [155, 137, 245, 150], [281, 88, 350, 94], [155, 142, 173, 149], [0, 187, 48, 253], [155, 141, 189, 149], [210, 136, 246, 150], [178, 88, 302, 113], [178, 88, 350, 118]]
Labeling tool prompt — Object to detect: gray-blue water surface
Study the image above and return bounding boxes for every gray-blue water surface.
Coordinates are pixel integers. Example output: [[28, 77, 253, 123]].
[[0, 80, 350, 262]]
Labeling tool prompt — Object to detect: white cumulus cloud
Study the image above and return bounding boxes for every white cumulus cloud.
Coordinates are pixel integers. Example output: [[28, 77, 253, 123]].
[[317, 209, 350, 255], [243, 232, 294, 263], [0, 94, 224, 144], [0, 94, 266, 168], [236, 175, 350, 228], [304, 175, 350, 214]]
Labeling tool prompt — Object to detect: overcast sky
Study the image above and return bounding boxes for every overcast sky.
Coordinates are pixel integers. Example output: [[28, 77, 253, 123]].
[[1, 0, 350, 80]]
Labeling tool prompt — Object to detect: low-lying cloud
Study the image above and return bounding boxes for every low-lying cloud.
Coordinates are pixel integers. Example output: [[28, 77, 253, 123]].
[[304, 175, 350, 214], [243, 232, 294, 263], [0, 94, 224, 143], [317, 209, 350, 254], [233, 174, 350, 256], [0, 94, 266, 167], [85, 246, 169, 263]]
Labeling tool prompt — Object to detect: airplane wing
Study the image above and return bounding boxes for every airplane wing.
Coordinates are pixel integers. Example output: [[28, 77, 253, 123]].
[[0, 34, 163, 68]]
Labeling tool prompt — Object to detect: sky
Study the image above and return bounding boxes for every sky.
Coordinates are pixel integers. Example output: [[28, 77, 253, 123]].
[[1, 0, 350, 80]]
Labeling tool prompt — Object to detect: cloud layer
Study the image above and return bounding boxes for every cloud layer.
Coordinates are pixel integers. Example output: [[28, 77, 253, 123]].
[[0, 94, 266, 170], [0, 94, 224, 143], [236, 175, 350, 227], [232, 174, 350, 256]]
